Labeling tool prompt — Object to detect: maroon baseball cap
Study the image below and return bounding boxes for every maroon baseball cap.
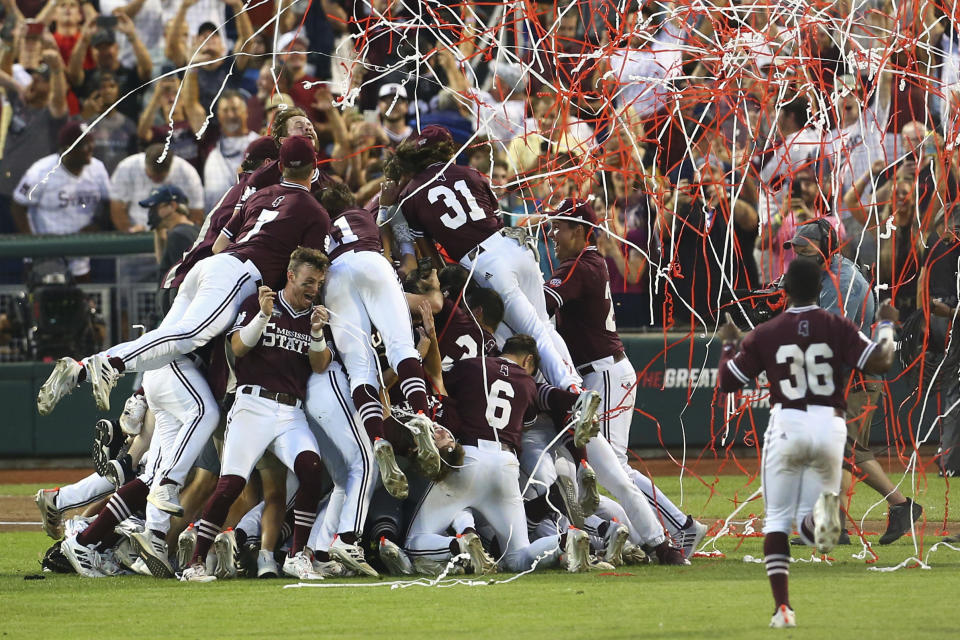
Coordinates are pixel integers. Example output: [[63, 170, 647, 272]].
[[279, 135, 315, 169], [57, 120, 88, 150], [244, 135, 279, 166], [546, 198, 598, 227], [408, 125, 453, 148]]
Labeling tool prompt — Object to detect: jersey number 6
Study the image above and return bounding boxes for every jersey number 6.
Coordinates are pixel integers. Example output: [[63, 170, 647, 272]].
[[485, 379, 515, 430]]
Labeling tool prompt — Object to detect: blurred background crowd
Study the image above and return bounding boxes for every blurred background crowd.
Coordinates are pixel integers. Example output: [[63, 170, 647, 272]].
[[0, 0, 957, 335]]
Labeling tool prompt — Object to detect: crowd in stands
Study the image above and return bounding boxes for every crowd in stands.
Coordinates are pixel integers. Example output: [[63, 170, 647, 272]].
[[0, 0, 957, 332]]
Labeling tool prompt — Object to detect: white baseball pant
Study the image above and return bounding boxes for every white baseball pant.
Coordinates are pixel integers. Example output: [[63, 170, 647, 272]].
[[762, 405, 846, 534], [220, 390, 319, 481], [55, 473, 115, 512], [324, 251, 420, 390], [140, 358, 220, 534], [405, 442, 562, 572], [460, 232, 580, 389], [582, 355, 689, 536], [105, 253, 260, 372], [304, 364, 375, 550]]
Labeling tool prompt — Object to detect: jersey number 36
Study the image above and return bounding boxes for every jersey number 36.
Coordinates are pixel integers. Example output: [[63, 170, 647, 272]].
[[775, 343, 835, 400]]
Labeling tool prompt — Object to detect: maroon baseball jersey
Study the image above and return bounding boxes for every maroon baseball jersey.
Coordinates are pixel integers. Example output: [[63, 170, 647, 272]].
[[718, 305, 878, 411], [328, 207, 383, 261], [436, 297, 499, 370], [442, 356, 538, 451], [227, 290, 314, 400], [544, 247, 624, 366], [243, 158, 331, 201], [223, 181, 330, 288], [162, 173, 255, 290], [398, 163, 503, 261]]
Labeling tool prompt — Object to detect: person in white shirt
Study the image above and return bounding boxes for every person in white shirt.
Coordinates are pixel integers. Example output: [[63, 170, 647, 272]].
[[109, 144, 204, 232], [11, 121, 110, 278], [202, 90, 258, 211]]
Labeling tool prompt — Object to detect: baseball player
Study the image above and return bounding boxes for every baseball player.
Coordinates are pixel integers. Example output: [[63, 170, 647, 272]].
[[546, 200, 707, 557], [717, 258, 897, 628], [317, 183, 440, 501], [382, 125, 581, 391], [37, 135, 329, 421], [404, 336, 599, 573], [182, 247, 332, 582]]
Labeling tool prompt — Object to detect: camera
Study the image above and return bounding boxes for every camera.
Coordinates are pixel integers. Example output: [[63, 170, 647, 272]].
[[721, 283, 787, 329], [96, 15, 118, 29]]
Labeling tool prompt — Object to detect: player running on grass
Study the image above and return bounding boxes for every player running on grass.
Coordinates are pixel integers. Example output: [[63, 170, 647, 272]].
[[717, 257, 897, 628]]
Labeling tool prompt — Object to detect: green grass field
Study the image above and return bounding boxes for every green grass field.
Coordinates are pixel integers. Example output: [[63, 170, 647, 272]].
[[3, 474, 959, 639]]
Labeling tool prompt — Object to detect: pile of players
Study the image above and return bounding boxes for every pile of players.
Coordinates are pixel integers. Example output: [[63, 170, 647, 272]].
[[33, 115, 707, 583]]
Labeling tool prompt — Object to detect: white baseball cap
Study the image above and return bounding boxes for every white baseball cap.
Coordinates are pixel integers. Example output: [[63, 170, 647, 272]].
[[378, 83, 408, 100]]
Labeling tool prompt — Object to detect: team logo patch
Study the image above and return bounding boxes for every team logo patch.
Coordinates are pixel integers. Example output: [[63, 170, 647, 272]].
[[236, 311, 247, 324], [484, 272, 493, 280], [548, 278, 562, 287], [272, 195, 285, 207], [798, 320, 809, 337]]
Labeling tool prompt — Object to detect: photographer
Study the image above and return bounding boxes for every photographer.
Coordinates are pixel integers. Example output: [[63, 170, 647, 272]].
[[784, 220, 922, 545], [140, 184, 197, 316]]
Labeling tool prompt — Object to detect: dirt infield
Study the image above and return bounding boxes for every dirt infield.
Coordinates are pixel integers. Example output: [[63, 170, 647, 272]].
[[0, 468, 94, 485]]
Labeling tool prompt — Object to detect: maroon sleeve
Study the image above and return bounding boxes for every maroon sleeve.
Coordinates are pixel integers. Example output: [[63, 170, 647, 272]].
[[833, 314, 878, 371], [718, 330, 764, 393], [221, 207, 247, 240], [543, 260, 582, 316], [301, 209, 331, 252]]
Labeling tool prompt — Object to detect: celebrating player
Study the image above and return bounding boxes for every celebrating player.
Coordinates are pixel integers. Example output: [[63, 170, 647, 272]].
[[717, 257, 897, 628], [181, 247, 332, 582], [382, 125, 581, 391]]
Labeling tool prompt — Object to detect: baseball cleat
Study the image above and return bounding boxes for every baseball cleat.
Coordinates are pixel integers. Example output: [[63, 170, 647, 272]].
[[676, 518, 709, 560], [257, 549, 279, 578], [92, 420, 115, 477], [411, 556, 466, 576], [374, 439, 409, 499], [571, 391, 601, 447], [60, 535, 105, 578], [311, 558, 346, 578], [129, 557, 152, 576], [35, 488, 63, 539], [621, 543, 649, 565], [556, 475, 584, 529], [37, 357, 82, 415], [130, 530, 174, 578], [603, 520, 630, 566], [769, 604, 797, 628], [177, 524, 198, 572], [588, 557, 617, 571], [378, 537, 414, 576], [407, 413, 442, 478], [330, 536, 379, 577], [564, 528, 591, 573], [813, 491, 842, 554], [458, 532, 498, 575], [111, 532, 140, 572], [86, 354, 120, 411], [180, 562, 216, 582], [577, 460, 600, 516], [118, 393, 147, 436], [237, 541, 259, 578], [147, 483, 184, 517], [653, 541, 690, 566], [283, 551, 324, 580], [213, 529, 239, 579], [104, 454, 134, 487]]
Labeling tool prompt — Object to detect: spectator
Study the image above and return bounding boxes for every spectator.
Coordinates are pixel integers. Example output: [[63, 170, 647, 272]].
[[277, 32, 319, 113], [263, 92, 295, 132], [11, 120, 109, 278], [141, 184, 198, 277], [246, 61, 291, 133], [136, 72, 206, 174], [506, 89, 593, 177], [377, 82, 412, 145], [78, 69, 136, 174], [99, 0, 166, 71], [109, 143, 203, 232], [66, 13, 152, 122], [202, 90, 258, 211], [165, 0, 253, 111], [48, 0, 94, 114], [469, 59, 528, 148], [0, 50, 68, 235]]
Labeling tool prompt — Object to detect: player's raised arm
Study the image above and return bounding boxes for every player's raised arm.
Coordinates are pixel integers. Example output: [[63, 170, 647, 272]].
[[308, 306, 332, 373], [229, 286, 275, 358], [861, 302, 898, 375], [717, 313, 758, 393]]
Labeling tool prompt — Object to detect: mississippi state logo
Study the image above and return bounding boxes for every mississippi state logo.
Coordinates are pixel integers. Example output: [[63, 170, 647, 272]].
[[548, 278, 562, 287]]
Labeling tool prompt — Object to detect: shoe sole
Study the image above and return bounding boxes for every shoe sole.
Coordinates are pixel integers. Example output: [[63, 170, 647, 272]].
[[379, 544, 413, 576], [578, 464, 600, 516], [604, 525, 629, 566], [556, 475, 584, 529], [566, 531, 591, 573], [462, 535, 498, 575], [814, 492, 842, 554], [374, 444, 409, 500], [130, 532, 174, 578], [410, 417, 441, 477], [35, 490, 63, 539], [147, 492, 185, 517], [93, 421, 113, 479], [87, 355, 115, 412], [330, 546, 379, 577], [213, 536, 238, 579], [257, 567, 278, 578], [37, 358, 78, 416], [572, 392, 601, 447]]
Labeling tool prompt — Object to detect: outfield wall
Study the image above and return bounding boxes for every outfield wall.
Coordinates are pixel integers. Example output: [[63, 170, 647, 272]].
[[0, 334, 928, 457]]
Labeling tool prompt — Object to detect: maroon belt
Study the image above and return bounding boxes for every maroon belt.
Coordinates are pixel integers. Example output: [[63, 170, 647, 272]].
[[577, 350, 627, 376]]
